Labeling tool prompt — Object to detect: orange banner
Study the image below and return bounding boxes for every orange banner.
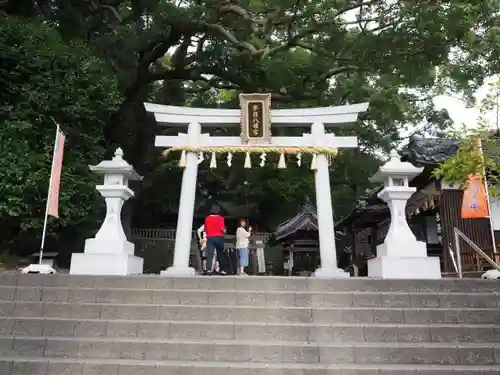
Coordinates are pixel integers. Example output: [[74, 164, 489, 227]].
[[461, 173, 489, 219]]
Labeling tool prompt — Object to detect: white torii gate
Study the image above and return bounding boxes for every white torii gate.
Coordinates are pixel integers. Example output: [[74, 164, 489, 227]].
[[144, 99, 369, 278]]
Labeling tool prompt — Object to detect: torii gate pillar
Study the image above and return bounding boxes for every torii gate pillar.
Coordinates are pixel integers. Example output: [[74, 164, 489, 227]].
[[164, 121, 201, 276], [310, 122, 348, 278], [145, 99, 369, 278]]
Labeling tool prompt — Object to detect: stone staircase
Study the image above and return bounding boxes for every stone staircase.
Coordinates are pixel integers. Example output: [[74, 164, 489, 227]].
[[0, 273, 499, 374]]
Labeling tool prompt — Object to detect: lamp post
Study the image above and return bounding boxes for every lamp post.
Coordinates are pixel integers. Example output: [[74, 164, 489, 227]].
[[70, 148, 144, 275], [367, 150, 441, 279]]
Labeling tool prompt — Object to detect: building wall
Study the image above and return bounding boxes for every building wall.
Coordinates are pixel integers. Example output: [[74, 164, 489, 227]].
[[354, 227, 372, 257], [374, 214, 440, 251], [376, 218, 390, 245], [489, 196, 500, 231]]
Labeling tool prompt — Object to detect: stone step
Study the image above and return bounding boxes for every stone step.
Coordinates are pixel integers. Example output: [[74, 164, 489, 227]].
[[3, 286, 499, 308], [2, 358, 500, 375], [1, 301, 499, 324], [3, 273, 500, 293], [1, 337, 500, 365], [3, 318, 500, 343]]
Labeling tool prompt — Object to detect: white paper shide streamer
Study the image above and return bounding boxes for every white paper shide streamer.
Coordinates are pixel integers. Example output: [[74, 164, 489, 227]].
[[296, 153, 302, 167], [278, 153, 286, 169], [244, 152, 252, 168], [179, 150, 186, 167], [310, 154, 317, 170], [176, 148, 335, 170], [209, 152, 217, 168], [260, 152, 267, 167]]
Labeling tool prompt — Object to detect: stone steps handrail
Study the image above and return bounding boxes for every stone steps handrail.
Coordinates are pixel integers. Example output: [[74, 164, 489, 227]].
[[453, 227, 500, 278]]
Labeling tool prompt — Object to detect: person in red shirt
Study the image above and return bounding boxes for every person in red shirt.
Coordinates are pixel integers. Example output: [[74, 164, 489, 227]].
[[204, 205, 227, 275]]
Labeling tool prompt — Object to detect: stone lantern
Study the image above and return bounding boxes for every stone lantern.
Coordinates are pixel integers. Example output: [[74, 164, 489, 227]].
[[367, 150, 441, 279], [69, 148, 144, 275]]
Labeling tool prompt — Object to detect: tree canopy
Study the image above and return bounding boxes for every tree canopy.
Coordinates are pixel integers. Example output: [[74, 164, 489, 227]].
[[2, 0, 500, 260], [0, 15, 121, 255]]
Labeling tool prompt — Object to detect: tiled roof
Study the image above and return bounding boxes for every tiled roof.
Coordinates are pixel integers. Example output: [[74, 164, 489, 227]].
[[274, 201, 318, 240], [336, 203, 388, 228], [400, 135, 459, 166]]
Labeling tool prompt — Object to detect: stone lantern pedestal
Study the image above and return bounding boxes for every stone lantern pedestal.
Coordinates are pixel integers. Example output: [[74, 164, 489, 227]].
[[367, 151, 441, 279], [70, 148, 144, 276]]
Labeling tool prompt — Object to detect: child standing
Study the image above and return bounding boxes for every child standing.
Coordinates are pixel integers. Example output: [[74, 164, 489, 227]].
[[236, 218, 251, 276], [196, 224, 207, 274]]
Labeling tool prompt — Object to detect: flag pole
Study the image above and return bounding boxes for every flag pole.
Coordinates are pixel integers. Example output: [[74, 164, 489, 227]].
[[477, 137, 498, 257], [39, 124, 60, 265]]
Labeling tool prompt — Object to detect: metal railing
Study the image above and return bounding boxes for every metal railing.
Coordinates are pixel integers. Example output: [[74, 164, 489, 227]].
[[453, 227, 500, 278]]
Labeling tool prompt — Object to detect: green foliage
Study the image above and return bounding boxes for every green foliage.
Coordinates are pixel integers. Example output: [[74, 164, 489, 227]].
[[433, 81, 500, 195], [0, 16, 122, 254], [0, 252, 20, 268], [432, 135, 484, 188], [5, 0, 500, 232]]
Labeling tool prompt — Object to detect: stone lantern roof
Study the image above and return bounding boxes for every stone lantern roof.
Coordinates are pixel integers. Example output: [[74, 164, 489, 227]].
[[370, 150, 423, 184], [89, 148, 142, 181]]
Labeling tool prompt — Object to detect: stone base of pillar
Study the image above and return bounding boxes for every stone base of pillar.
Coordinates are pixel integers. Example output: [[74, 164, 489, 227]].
[[69, 253, 143, 275], [160, 267, 197, 277], [368, 256, 441, 279], [313, 267, 351, 279], [83, 238, 135, 255], [376, 241, 427, 258]]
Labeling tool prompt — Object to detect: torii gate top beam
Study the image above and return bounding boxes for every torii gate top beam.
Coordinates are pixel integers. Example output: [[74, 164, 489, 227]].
[[144, 102, 369, 127]]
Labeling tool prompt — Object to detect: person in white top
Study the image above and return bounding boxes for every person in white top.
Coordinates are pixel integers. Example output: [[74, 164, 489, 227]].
[[196, 225, 207, 273], [235, 218, 252, 275]]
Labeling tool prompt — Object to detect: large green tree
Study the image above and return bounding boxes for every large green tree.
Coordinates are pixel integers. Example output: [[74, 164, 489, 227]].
[[0, 15, 122, 256], [3, 0, 500, 228]]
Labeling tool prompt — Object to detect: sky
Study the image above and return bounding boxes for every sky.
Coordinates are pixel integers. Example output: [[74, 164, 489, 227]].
[[431, 79, 498, 131], [434, 96, 477, 128]]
